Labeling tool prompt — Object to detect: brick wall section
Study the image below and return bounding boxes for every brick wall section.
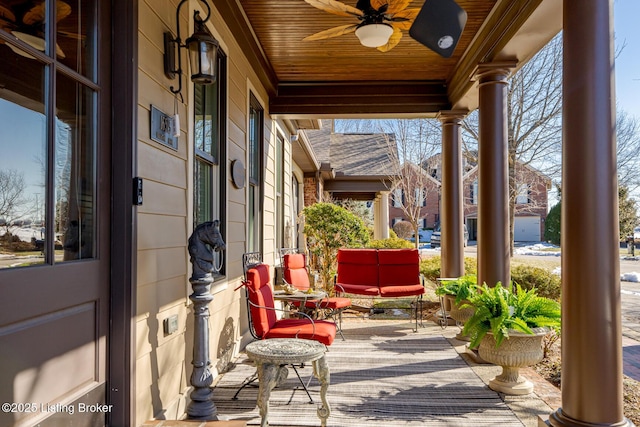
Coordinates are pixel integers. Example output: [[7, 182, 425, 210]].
[[304, 176, 318, 206], [390, 163, 550, 239], [388, 179, 440, 229]]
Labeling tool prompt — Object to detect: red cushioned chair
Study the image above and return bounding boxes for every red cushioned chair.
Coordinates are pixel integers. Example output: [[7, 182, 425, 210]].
[[281, 250, 350, 340], [378, 248, 426, 331], [234, 252, 336, 401]]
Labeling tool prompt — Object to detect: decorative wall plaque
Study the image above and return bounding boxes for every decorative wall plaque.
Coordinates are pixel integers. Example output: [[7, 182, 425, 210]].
[[231, 159, 246, 189], [150, 105, 178, 150]]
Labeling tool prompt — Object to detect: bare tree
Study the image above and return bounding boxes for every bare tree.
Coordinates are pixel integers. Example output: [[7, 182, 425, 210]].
[[0, 169, 32, 237], [616, 109, 640, 194], [461, 34, 563, 254], [379, 119, 441, 248]]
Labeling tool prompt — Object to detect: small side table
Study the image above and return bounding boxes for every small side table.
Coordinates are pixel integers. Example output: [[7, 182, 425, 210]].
[[245, 338, 330, 427]]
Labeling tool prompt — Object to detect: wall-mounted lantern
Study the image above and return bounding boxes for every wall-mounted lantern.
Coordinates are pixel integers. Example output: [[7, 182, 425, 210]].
[[164, 0, 219, 95]]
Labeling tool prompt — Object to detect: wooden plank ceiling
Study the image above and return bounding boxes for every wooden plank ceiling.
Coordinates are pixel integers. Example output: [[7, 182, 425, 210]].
[[213, 0, 562, 117]]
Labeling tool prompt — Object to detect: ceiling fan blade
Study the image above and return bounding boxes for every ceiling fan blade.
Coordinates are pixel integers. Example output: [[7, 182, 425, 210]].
[[375, 0, 411, 15], [56, 2, 72, 22], [409, 0, 467, 58], [0, 5, 16, 23], [377, 26, 402, 52], [22, 3, 45, 25], [23, 1, 71, 26], [304, 0, 364, 18], [303, 24, 357, 41], [58, 30, 86, 41], [389, 8, 419, 30]]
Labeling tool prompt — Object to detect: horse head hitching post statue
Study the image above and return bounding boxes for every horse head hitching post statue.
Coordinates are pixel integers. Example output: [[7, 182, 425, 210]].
[[186, 220, 226, 420]]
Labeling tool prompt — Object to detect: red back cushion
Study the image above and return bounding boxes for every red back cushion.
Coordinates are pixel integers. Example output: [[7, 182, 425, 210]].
[[283, 254, 310, 291], [378, 249, 420, 286], [336, 249, 379, 287], [246, 264, 277, 338]]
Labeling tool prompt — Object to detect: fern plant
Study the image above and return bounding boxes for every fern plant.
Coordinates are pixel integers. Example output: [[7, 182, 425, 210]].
[[461, 282, 561, 348], [434, 274, 478, 305]]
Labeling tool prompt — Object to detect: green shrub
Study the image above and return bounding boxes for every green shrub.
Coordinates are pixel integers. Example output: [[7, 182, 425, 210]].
[[302, 202, 370, 294], [544, 201, 561, 245], [420, 257, 441, 282], [419, 256, 478, 283], [511, 265, 561, 301], [367, 237, 414, 249], [435, 274, 478, 304]]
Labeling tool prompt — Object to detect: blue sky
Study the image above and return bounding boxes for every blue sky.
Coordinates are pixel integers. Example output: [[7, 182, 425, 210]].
[[615, 0, 640, 118]]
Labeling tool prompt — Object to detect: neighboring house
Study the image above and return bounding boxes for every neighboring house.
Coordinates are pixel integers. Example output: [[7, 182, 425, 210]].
[[390, 156, 551, 242], [389, 162, 441, 231], [463, 162, 551, 242], [298, 120, 398, 240]]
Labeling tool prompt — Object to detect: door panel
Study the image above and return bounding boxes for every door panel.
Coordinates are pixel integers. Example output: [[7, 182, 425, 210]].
[[0, 1, 110, 426]]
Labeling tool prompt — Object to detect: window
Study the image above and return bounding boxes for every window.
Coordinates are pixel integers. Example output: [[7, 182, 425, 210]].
[[516, 184, 530, 204], [193, 48, 226, 276], [470, 180, 478, 205], [393, 188, 403, 207], [392, 217, 403, 226], [248, 94, 263, 252], [275, 133, 284, 251], [0, 1, 100, 268], [291, 174, 300, 247]]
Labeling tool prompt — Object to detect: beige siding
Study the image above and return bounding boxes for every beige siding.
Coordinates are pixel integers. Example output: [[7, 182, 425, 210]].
[[134, 1, 299, 425]]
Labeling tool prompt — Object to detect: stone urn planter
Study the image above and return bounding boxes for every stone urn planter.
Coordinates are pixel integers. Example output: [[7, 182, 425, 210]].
[[444, 294, 474, 341], [477, 327, 547, 395]]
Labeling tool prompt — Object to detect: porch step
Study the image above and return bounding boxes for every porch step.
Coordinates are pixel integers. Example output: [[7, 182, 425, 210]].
[[141, 420, 246, 427]]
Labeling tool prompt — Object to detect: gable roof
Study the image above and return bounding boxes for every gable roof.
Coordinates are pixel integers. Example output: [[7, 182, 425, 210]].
[[301, 120, 399, 200]]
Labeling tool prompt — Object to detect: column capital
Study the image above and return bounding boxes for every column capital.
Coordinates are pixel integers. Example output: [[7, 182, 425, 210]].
[[472, 60, 518, 82], [437, 110, 469, 124]]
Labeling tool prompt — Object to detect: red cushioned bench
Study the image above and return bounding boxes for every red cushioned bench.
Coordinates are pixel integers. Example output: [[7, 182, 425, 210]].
[[335, 248, 425, 330]]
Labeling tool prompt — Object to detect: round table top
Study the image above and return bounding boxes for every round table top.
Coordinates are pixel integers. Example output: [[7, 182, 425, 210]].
[[245, 338, 326, 364], [273, 289, 327, 301]]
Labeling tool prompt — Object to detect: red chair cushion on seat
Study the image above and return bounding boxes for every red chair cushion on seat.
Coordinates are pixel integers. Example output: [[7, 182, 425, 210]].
[[245, 264, 277, 339], [336, 283, 380, 296], [304, 297, 351, 310], [283, 253, 311, 291], [266, 318, 336, 346], [379, 284, 425, 297]]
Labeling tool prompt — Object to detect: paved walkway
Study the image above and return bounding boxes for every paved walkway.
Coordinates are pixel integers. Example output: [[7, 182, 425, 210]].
[[620, 277, 640, 381]]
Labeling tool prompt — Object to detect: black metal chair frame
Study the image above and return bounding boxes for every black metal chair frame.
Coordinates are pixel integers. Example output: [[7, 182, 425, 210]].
[[279, 247, 348, 340], [233, 252, 319, 403]]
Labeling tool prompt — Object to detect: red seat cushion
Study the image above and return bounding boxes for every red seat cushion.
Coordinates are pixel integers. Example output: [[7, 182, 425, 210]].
[[380, 284, 425, 297], [304, 296, 351, 310], [337, 283, 380, 296], [266, 319, 336, 345], [283, 253, 311, 291]]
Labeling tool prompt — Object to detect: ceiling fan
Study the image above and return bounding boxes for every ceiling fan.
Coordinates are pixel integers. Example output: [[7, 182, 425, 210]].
[[303, 0, 420, 52], [303, 0, 467, 58], [0, 1, 73, 59]]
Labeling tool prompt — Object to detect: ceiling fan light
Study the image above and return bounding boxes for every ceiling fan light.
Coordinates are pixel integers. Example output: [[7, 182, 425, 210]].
[[355, 24, 393, 48]]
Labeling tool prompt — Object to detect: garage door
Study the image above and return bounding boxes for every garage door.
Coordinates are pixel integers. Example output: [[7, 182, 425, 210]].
[[514, 216, 541, 241]]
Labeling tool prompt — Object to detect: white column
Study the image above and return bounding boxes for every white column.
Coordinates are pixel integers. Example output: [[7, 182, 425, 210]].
[[380, 191, 390, 239], [373, 196, 382, 240]]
